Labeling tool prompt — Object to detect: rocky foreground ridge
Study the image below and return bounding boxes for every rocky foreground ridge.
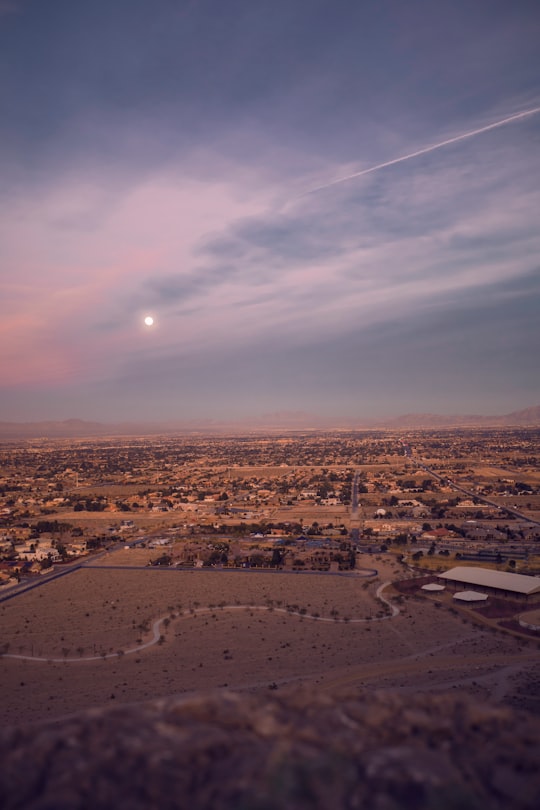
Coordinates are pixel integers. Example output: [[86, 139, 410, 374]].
[[1, 688, 539, 809]]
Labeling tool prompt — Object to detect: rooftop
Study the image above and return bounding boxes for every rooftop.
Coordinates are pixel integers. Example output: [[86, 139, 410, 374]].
[[439, 566, 540, 595], [453, 590, 489, 602]]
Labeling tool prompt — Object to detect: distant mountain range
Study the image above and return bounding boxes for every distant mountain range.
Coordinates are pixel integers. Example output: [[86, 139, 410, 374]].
[[0, 406, 539, 439], [372, 405, 540, 429]]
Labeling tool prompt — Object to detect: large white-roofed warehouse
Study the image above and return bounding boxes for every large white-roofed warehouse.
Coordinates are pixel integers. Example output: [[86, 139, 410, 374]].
[[438, 567, 540, 601]]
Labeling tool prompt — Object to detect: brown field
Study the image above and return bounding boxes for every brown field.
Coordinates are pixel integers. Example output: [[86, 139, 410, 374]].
[[225, 465, 298, 477], [50, 510, 185, 531], [1, 553, 539, 727], [74, 485, 145, 497], [469, 465, 540, 485], [409, 552, 540, 577], [269, 504, 350, 524]]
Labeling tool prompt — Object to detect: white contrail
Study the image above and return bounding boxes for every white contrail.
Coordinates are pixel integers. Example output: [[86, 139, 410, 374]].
[[300, 106, 540, 197]]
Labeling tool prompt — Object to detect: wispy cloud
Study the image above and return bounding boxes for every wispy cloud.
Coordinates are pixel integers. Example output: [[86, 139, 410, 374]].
[[1, 1, 539, 419]]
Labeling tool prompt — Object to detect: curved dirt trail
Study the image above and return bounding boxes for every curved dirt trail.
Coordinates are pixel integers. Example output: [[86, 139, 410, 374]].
[[2, 582, 398, 664]]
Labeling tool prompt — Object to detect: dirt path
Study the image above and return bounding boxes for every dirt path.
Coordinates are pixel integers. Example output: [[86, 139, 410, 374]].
[[2, 582, 398, 664], [314, 651, 539, 694]]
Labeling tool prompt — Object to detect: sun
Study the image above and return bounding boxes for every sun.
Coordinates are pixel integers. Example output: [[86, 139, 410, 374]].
[[144, 315, 154, 327]]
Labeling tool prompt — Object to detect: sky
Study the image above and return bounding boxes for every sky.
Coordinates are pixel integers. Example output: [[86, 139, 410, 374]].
[[1, 0, 539, 424]]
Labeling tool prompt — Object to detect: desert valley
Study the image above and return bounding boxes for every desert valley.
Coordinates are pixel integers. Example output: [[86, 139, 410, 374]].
[[1, 427, 539, 725]]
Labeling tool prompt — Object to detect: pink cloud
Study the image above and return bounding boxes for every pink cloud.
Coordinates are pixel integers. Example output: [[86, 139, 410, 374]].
[[0, 162, 271, 385]]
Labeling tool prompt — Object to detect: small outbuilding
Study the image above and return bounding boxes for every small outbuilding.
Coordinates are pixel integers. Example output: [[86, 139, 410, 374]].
[[453, 590, 488, 603], [421, 583, 445, 592]]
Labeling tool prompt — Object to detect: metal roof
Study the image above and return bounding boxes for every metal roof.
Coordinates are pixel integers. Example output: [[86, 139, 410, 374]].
[[439, 566, 540, 595]]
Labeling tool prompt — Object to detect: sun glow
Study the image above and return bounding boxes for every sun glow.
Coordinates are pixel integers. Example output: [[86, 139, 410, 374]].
[[144, 316, 154, 327]]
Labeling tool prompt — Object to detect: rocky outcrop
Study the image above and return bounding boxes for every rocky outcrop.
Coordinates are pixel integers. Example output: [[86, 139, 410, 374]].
[[1, 688, 539, 809]]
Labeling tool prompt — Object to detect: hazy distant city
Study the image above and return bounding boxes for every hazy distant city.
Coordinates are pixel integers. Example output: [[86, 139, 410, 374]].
[[1, 428, 540, 574]]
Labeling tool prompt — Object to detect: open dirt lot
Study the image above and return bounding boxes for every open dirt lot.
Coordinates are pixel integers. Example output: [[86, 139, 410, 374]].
[[1, 554, 539, 726]]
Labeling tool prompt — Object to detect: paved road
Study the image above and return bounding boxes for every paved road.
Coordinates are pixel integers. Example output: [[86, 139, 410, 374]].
[[0, 547, 379, 604], [350, 470, 361, 543], [406, 446, 540, 528], [0, 539, 133, 604], [0, 560, 83, 604]]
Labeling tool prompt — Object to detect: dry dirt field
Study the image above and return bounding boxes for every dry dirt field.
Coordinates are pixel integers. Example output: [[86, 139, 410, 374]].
[[1, 554, 539, 727]]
